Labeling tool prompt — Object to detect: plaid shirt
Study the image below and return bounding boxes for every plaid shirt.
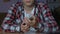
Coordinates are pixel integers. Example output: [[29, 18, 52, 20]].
[[1, 2, 59, 32]]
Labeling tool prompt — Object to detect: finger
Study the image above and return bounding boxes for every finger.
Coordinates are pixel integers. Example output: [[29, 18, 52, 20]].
[[22, 20, 27, 25], [22, 29, 28, 32], [24, 17, 30, 22], [21, 24, 29, 32], [21, 23, 29, 28], [23, 27, 29, 31], [21, 26, 29, 32], [24, 17, 28, 21], [23, 17, 27, 22], [23, 17, 29, 23], [26, 18, 32, 23], [24, 18, 31, 25], [21, 25, 26, 31], [24, 17, 32, 23]]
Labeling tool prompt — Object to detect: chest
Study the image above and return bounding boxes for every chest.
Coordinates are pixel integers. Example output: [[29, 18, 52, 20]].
[[16, 6, 43, 22]]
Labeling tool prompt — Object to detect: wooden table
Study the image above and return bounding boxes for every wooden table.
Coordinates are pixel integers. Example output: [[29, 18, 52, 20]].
[[0, 30, 60, 34], [0, 30, 46, 34], [0, 30, 22, 34]]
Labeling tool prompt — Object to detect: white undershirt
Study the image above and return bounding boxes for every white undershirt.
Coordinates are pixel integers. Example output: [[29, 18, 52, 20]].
[[24, 7, 35, 18]]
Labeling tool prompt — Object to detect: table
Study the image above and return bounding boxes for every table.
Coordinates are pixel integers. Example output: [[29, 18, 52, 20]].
[[0, 30, 60, 34]]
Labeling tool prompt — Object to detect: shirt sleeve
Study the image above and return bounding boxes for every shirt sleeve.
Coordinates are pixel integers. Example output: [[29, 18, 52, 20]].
[[1, 4, 21, 32], [38, 3, 59, 33]]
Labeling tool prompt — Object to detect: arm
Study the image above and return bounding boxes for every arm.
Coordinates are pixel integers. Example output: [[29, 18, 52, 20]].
[[1, 4, 21, 32], [38, 3, 59, 33]]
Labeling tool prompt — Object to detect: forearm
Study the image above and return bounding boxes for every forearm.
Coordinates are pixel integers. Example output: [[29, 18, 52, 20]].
[[38, 22, 59, 33]]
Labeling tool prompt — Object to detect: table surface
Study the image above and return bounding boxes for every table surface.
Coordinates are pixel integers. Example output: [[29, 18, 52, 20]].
[[0, 30, 60, 34]]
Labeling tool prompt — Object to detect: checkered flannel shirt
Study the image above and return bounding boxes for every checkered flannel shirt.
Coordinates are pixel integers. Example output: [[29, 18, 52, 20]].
[[1, 2, 59, 32]]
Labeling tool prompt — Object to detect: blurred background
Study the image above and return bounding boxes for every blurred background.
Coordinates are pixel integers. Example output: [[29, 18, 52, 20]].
[[0, 0, 60, 27]]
